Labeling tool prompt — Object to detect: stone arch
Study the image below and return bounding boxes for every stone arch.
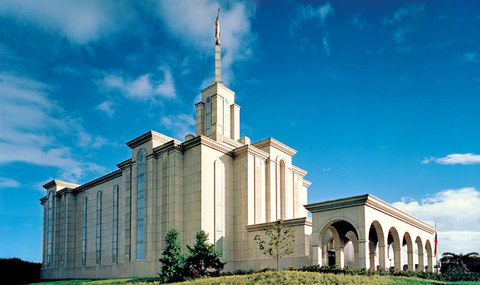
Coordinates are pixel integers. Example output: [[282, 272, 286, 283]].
[[415, 236, 424, 271], [368, 220, 386, 270], [425, 239, 433, 272], [387, 227, 401, 269], [315, 218, 361, 268], [402, 232, 414, 270], [345, 230, 359, 268]]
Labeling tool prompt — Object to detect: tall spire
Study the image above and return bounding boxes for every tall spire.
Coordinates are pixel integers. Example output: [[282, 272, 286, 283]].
[[214, 8, 222, 83]]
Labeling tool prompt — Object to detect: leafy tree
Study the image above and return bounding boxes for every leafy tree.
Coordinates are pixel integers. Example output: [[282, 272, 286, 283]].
[[441, 252, 480, 274], [254, 219, 295, 270], [159, 228, 185, 282], [184, 230, 225, 277]]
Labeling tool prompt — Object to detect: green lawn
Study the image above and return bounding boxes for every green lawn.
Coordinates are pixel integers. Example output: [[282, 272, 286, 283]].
[[31, 271, 480, 285]]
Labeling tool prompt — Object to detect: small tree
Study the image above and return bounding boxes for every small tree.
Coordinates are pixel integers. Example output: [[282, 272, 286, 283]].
[[159, 228, 185, 282], [254, 219, 295, 270], [184, 231, 225, 277]]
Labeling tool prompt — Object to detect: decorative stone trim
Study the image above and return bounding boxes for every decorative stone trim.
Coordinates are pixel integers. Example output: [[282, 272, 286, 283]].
[[126, 130, 179, 149], [116, 158, 132, 169], [252, 138, 297, 156], [305, 194, 436, 234], [233, 144, 269, 160], [245, 217, 312, 232], [183, 135, 235, 156], [42, 180, 80, 190], [302, 179, 312, 187], [74, 170, 122, 194], [292, 165, 308, 176], [152, 140, 183, 156]]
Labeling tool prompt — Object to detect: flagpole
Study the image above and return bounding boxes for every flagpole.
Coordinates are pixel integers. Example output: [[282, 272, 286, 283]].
[[435, 221, 438, 274]]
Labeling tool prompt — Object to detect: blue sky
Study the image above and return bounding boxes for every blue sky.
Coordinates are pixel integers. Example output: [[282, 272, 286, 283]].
[[1, 0, 479, 262]]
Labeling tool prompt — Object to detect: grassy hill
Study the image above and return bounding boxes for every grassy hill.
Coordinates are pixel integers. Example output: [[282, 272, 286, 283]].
[[31, 271, 480, 285]]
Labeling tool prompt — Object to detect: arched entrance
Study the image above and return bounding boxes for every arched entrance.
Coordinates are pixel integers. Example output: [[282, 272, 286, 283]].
[[368, 221, 386, 270], [387, 227, 401, 270], [425, 240, 433, 272], [415, 236, 424, 271], [316, 220, 360, 268], [402, 232, 414, 270]]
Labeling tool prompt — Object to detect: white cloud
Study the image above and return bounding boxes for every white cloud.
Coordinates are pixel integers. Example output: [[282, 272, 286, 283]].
[[0, 177, 20, 188], [160, 113, 195, 140], [322, 34, 331, 56], [384, 3, 425, 53], [0, 73, 107, 181], [393, 188, 480, 254], [102, 67, 176, 100], [422, 153, 480, 165], [463, 53, 478, 62], [290, 2, 334, 56], [350, 15, 367, 30], [155, 0, 256, 83], [290, 2, 334, 32], [96, 101, 115, 117], [385, 3, 426, 24], [0, 0, 134, 44]]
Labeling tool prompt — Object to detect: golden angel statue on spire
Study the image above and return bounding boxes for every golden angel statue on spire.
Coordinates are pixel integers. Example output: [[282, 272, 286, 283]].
[[215, 8, 221, 45]]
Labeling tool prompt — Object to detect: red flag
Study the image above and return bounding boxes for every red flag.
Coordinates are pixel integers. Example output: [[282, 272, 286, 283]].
[[434, 233, 438, 257]]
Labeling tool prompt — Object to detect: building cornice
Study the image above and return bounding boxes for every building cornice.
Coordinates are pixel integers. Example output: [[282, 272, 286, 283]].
[[302, 179, 312, 187], [246, 217, 312, 232], [153, 140, 183, 156], [233, 144, 269, 160], [126, 130, 179, 149], [74, 170, 122, 194], [183, 135, 235, 156], [42, 180, 80, 190], [305, 194, 436, 234], [116, 158, 132, 169], [365, 195, 437, 234], [292, 165, 308, 176], [252, 138, 297, 157]]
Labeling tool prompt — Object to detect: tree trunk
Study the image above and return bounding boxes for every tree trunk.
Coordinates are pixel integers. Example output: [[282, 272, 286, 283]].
[[276, 254, 279, 271]]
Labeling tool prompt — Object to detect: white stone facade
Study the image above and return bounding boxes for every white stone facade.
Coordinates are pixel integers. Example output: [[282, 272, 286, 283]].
[[40, 77, 313, 279], [40, 43, 436, 280]]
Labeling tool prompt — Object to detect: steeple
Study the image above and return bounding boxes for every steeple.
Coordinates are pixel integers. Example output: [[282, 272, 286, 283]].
[[195, 9, 240, 143], [214, 8, 222, 83]]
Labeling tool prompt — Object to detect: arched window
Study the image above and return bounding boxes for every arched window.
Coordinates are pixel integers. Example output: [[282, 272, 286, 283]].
[[137, 151, 146, 260], [81, 196, 87, 266], [206, 97, 212, 135], [46, 192, 53, 266], [112, 185, 119, 264], [96, 191, 102, 265]]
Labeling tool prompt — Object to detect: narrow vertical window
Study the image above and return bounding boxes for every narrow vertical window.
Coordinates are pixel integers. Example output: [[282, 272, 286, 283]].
[[96, 191, 102, 265], [136, 151, 145, 260], [81, 196, 87, 266], [279, 160, 286, 220], [47, 192, 53, 266], [112, 185, 119, 264], [206, 97, 211, 135]]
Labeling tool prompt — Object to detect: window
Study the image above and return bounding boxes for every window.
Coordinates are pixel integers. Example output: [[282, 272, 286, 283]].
[[112, 185, 119, 264], [206, 97, 211, 135], [82, 196, 87, 266], [136, 151, 145, 259], [47, 192, 53, 266], [96, 191, 102, 265]]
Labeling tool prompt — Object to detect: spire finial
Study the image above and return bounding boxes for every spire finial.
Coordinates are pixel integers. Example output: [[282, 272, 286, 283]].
[[214, 8, 222, 83], [215, 8, 221, 45]]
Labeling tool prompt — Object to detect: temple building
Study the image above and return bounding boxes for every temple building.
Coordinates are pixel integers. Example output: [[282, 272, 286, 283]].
[[40, 17, 437, 280]]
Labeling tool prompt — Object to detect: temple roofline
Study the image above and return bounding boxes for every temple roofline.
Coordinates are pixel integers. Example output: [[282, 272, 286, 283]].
[[305, 194, 437, 234]]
